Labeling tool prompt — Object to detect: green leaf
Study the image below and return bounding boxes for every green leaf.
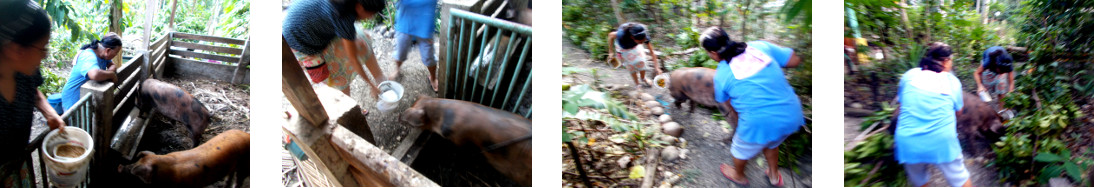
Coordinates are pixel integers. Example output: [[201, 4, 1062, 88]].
[[1064, 162, 1082, 182], [563, 102, 579, 115], [1035, 152, 1065, 162]]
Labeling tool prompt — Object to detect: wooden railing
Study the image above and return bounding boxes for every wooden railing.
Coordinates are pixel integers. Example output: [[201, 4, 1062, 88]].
[[165, 32, 250, 84]]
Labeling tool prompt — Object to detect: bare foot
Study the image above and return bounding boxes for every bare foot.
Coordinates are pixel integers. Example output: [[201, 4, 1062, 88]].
[[720, 163, 748, 185], [431, 79, 439, 92], [370, 86, 381, 99]]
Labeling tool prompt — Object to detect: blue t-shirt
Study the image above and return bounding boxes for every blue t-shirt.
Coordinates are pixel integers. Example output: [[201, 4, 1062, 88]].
[[712, 41, 803, 144], [283, 0, 359, 55], [61, 49, 111, 112], [394, 0, 438, 39], [894, 68, 964, 164]]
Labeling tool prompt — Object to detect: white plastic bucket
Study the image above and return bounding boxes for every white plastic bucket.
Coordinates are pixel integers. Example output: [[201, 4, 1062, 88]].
[[978, 91, 992, 102], [41, 127, 94, 188], [376, 81, 405, 113]]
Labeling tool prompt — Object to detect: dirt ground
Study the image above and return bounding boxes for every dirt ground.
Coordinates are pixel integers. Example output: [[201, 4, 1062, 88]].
[[561, 35, 812, 188]]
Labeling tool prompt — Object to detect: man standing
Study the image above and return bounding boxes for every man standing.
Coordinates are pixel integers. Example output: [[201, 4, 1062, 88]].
[[389, 0, 439, 91]]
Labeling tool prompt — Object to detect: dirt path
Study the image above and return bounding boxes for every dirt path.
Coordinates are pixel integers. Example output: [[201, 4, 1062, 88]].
[[563, 36, 812, 188]]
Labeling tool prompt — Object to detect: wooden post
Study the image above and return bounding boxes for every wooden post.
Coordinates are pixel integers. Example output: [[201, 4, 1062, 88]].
[[282, 37, 328, 126], [232, 39, 250, 84], [144, 0, 157, 80], [168, 0, 178, 31], [80, 80, 114, 182]]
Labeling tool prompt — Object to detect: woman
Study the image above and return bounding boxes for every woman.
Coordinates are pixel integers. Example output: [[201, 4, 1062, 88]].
[[0, 1, 66, 187], [895, 43, 972, 187], [974, 46, 1014, 100], [59, 33, 122, 114], [283, 0, 387, 100], [607, 22, 662, 87], [700, 27, 802, 186]]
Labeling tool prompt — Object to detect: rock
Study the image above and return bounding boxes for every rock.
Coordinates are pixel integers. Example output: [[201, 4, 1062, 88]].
[[662, 122, 682, 137], [628, 91, 640, 99], [658, 115, 672, 123], [639, 93, 655, 101], [617, 155, 632, 168], [1049, 177, 1072, 187], [659, 135, 676, 145], [639, 110, 651, 117], [650, 107, 664, 116], [644, 101, 661, 108], [661, 146, 680, 162], [851, 102, 864, 109]]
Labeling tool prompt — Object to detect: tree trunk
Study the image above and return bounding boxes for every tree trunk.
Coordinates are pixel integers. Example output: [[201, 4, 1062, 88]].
[[208, 2, 221, 36], [566, 142, 593, 187], [899, 0, 914, 39], [109, 0, 123, 64], [610, 0, 626, 25], [742, 0, 752, 40]]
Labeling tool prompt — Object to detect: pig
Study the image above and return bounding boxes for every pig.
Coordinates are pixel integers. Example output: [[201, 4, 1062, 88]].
[[119, 129, 250, 188], [138, 78, 211, 147], [667, 67, 739, 138], [400, 96, 532, 186], [889, 92, 1005, 152]]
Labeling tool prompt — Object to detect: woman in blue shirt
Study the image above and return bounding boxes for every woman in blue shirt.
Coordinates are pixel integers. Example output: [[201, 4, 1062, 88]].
[[59, 33, 122, 114], [0, 1, 66, 186], [895, 43, 972, 187], [700, 27, 803, 186]]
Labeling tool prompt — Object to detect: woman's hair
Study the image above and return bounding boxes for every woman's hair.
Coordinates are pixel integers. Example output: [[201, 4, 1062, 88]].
[[0, 1, 52, 48], [987, 49, 1013, 73], [330, 0, 386, 18], [699, 27, 747, 62], [919, 43, 952, 73], [616, 22, 649, 49], [80, 33, 122, 50]]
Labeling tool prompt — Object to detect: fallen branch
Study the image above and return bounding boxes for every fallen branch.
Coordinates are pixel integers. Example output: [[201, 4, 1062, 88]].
[[640, 147, 660, 188], [859, 160, 884, 185], [562, 171, 627, 180]]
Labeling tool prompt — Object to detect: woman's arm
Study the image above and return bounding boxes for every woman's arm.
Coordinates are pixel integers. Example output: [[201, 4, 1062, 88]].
[[974, 66, 985, 91], [34, 90, 64, 131], [784, 52, 802, 68], [645, 42, 662, 75], [607, 31, 617, 61], [1007, 72, 1015, 92], [87, 69, 117, 83], [342, 38, 372, 83]]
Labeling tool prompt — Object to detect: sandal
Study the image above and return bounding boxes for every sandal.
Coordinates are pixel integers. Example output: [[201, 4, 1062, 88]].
[[720, 163, 749, 186], [768, 169, 784, 186]]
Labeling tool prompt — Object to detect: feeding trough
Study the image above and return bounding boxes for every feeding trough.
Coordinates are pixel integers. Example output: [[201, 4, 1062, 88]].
[[110, 109, 149, 160], [41, 127, 94, 188]]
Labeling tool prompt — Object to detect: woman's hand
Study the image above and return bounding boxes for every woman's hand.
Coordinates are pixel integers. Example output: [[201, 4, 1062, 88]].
[[47, 115, 65, 133]]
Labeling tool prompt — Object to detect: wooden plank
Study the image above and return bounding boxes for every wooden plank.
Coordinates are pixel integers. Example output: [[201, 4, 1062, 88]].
[[391, 129, 422, 162], [329, 125, 440, 187], [282, 37, 328, 126], [172, 32, 245, 45], [113, 70, 140, 103], [231, 39, 250, 84], [169, 49, 240, 63], [171, 41, 244, 55], [168, 56, 238, 81], [116, 54, 143, 80]]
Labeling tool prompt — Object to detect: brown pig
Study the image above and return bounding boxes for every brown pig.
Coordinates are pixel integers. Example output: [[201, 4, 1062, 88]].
[[667, 67, 739, 137], [138, 78, 211, 147], [119, 129, 250, 188], [400, 96, 532, 186]]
